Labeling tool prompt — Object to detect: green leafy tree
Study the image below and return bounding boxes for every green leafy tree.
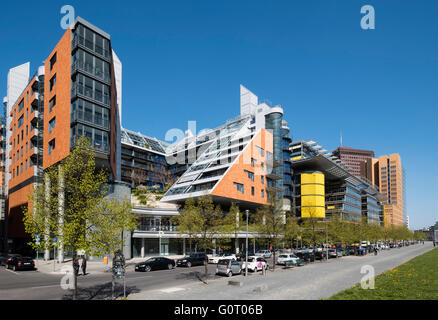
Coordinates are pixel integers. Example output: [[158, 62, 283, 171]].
[[253, 190, 285, 270], [285, 212, 300, 249], [194, 196, 224, 282], [300, 208, 325, 248], [172, 197, 201, 254], [222, 202, 244, 254], [24, 136, 137, 300]]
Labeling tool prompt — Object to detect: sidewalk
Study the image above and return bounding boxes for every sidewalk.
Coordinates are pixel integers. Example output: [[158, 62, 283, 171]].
[[34, 255, 186, 275]]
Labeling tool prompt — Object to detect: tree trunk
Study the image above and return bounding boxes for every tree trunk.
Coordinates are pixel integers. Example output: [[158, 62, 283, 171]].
[[272, 244, 276, 270], [72, 250, 77, 300], [204, 254, 208, 283]]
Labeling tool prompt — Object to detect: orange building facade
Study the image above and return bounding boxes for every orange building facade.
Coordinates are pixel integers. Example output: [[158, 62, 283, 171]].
[[362, 153, 405, 227], [3, 17, 121, 254]]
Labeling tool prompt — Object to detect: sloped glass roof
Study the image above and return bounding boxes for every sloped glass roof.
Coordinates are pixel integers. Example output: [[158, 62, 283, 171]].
[[121, 128, 167, 153]]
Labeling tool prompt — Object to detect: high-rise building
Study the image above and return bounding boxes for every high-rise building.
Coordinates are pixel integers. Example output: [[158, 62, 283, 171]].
[[3, 17, 122, 254], [332, 146, 375, 177], [362, 153, 405, 227]]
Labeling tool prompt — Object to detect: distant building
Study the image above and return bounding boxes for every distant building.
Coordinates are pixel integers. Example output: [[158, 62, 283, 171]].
[[332, 146, 375, 178], [362, 154, 405, 227], [291, 140, 384, 224]]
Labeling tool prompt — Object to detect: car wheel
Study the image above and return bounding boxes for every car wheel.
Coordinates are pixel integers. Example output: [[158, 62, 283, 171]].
[[187, 262, 192, 268], [168, 264, 173, 270], [145, 266, 151, 272]]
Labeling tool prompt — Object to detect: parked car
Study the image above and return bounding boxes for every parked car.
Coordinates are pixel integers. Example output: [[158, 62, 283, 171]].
[[236, 251, 255, 261], [295, 251, 315, 263], [216, 259, 242, 277], [208, 253, 237, 264], [7, 256, 35, 271], [327, 249, 338, 258], [176, 252, 206, 267], [241, 256, 269, 272], [276, 253, 302, 266], [314, 251, 327, 260], [0, 254, 22, 266], [255, 250, 272, 258], [135, 257, 175, 272]]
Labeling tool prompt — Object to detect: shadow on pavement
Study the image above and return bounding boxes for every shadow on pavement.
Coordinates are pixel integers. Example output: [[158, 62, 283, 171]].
[[173, 270, 220, 283], [61, 282, 140, 300]]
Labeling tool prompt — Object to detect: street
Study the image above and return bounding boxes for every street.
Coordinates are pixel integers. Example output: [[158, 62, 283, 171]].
[[0, 243, 433, 300]]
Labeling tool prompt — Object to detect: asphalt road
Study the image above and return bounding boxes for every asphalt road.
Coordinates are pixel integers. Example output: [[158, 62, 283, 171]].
[[0, 260, 226, 300], [0, 243, 433, 300], [129, 242, 436, 300]]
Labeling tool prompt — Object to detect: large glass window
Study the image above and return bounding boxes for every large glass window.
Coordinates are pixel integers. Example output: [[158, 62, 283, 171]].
[[72, 74, 110, 106]]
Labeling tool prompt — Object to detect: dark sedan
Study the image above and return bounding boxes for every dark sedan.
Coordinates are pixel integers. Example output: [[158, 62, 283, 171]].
[[295, 252, 315, 263], [135, 257, 175, 272], [0, 254, 22, 266], [7, 256, 35, 271], [176, 253, 206, 267]]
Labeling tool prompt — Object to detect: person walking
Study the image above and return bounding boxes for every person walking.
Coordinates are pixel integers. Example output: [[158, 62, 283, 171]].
[[81, 256, 87, 276]]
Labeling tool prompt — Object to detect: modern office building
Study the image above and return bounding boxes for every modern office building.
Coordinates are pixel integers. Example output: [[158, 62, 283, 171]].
[[129, 85, 292, 257], [362, 153, 405, 227], [332, 146, 375, 178], [3, 17, 122, 254], [291, 140, 383, 224]]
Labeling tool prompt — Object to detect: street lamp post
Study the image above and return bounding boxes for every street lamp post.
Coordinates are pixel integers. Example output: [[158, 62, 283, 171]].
[[245, 209, 249, 277]]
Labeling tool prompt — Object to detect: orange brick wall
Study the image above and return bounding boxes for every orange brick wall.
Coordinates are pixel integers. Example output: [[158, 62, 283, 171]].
[[43, 29, 72, 169], [211, 129, 273, 205]]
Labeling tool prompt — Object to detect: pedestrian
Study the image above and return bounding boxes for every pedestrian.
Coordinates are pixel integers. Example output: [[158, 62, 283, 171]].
[[73, 258, 79, 276], [374, 247, 378, 256], [433, 241, 436, 247], [81, 256, 87, 276]]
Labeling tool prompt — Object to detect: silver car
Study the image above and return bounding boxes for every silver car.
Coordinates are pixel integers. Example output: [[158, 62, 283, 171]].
[[216, 259, 241, 277]]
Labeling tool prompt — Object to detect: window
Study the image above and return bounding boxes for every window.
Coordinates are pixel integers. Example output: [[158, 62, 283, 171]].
[[50, 53, 57, 70], [49, 74, 56, 91], [18, 99, 24, 112], [261, 189, 265, 198], [251, 186, 255, 196], [20, 163, 23, 174], [17, 115, 24, 128], [48, 139, 56, 155], [245, 170, 254, 182], [256, 146, 265, 157], [25, 142, 28, 153], [251, 158, 256, 167], [233, 182, 244, 194], [25, 160, 27, 171], [49, 117, 56, 134], [49, 96, 56, 112], [261, 162, 264, 170], [261, 176, 264, 184]]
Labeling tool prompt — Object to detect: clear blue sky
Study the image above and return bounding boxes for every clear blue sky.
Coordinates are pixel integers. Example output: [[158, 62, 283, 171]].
[[1, 1, 437, 229]]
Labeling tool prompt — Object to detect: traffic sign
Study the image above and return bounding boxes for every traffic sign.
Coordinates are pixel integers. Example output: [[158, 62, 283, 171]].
[[53, 237, 58, 243], [35, 234, 40, 245]]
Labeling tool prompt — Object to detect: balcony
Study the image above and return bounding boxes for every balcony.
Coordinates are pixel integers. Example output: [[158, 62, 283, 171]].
[[71, 84, 110, 107], [70, 110, 110, 130], [71, 35, 111, 61], [71, 60, 111, 84], [31, 93, 40, 109]]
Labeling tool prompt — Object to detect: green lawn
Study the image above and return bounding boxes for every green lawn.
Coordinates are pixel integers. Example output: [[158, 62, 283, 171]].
[[329, 247, 438, 300]]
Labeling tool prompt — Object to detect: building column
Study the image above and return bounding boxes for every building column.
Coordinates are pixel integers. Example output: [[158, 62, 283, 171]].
[[57, 166, 64, 263], [44, 174, 50, 261], [141, 238, 145, 258]]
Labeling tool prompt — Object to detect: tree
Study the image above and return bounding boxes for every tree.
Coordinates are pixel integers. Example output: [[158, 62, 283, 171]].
[[129, 168, 148, 187], [253, 190, 285, 270], [24, 136, 137, 300], [172, 197, 201, 254], [194, 196, 224, 282], [284, 212, 300, 249], [300, 208, 325, 248], [222, 202, 243, 254]]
